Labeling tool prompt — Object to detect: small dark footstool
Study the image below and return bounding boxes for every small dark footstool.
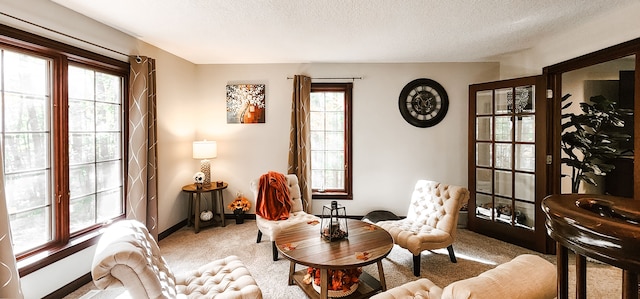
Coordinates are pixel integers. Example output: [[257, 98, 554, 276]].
[[362, 210, 400, 224]]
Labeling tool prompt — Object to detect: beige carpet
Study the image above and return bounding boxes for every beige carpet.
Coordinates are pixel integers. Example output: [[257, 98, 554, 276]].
[[65, 220, 623, 299]]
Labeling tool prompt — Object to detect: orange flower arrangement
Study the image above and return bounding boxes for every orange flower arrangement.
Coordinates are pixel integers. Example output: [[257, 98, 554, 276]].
[[303, 267, 362, 293], [227, 193, 251, 212]]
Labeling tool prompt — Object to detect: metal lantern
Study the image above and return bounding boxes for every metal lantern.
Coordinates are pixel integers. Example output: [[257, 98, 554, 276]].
[[321, 201, 348, 241]]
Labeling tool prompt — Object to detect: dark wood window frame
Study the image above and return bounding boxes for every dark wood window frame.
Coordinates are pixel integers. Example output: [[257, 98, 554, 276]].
[[310, 83, 353, 200], [0, 23, 129, 277]]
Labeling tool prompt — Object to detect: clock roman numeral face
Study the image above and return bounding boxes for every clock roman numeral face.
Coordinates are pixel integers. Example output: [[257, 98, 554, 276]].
[[399, 79, 449, 127]]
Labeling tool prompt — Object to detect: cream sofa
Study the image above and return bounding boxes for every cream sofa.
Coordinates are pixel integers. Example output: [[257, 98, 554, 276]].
[[91, 220, 263, 299], [370, 254, 557, 299]]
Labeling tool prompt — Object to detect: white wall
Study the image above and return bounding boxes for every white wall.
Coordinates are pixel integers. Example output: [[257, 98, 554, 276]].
[[194, 63, 498, 216], [498, 1, 640, 79], [1, 0, 639, 297]]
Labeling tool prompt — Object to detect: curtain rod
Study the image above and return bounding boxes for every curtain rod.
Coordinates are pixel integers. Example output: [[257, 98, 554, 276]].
[[0, 11, 129, 58], [287, 77, 363, 81]]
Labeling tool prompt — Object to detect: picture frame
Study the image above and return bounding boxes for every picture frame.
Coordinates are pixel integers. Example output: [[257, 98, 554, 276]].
[[226, 84, 266, 123]]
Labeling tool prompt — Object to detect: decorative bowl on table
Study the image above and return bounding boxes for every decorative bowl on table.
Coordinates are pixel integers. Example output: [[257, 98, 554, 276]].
[[303, 267, 361, 297]]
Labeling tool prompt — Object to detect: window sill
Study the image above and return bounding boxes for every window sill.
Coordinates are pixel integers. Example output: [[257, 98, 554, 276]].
[[313, 192, 352, 200], [17, 230, 102, 277]]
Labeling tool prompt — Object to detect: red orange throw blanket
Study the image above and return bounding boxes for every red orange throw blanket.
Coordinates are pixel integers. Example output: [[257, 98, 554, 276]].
[[256, 171, 292, 220]]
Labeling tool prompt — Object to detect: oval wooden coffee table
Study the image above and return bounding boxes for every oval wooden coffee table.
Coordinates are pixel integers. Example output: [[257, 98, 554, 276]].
[[275, 219, 394, 299]]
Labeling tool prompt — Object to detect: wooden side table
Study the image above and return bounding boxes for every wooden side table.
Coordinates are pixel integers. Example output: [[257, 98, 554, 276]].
[[182, 182, 228, 233], [543, 194, 640, 299]]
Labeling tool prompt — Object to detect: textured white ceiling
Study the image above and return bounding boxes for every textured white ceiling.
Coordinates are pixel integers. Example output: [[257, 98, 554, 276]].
[[52, 0, 636, 64]]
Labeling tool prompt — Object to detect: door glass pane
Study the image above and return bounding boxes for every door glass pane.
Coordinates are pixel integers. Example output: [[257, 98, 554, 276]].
[[476, 143, 492, 167], [476, 117, 492, 141], [476, 90, 493, 115], [494, 144, 512, 169], [495, 197, 512, 224], [515, 144, 535, 172], [494, 170, 512, 197], [514, 85, 534, 113], [508, 86, 534, 114], [494, 116, 512, 141], [476, 168, 492, 193], [495, 88, 511, 114], [515, 172, 535, 202], [515, 115, 535, 142], [475, 193, 492, 220], [515, 201, 535, 230]]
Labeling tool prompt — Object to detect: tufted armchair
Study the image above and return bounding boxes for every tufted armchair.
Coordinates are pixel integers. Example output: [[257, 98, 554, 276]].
[[370, 254, 556, 299], [250, 173, 320, 261], [91, 220, 263, 299], [376, 180, 470, 276]]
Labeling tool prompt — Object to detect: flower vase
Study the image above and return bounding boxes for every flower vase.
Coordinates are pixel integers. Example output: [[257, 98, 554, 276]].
[[234, 209, 245, 224]]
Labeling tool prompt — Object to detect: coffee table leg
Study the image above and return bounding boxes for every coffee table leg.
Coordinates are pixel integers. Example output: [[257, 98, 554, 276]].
[[377, 260, 387, 291], [320, 268, 328, 299], [288, 261, 295, 285]]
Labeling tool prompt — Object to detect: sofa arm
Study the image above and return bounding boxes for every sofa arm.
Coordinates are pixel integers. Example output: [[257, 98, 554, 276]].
[[371, 278, 443, 299], [441, 254, 556, 299]]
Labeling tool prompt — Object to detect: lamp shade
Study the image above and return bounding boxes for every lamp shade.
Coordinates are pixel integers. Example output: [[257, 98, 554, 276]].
[[192, 141, 217, 159]]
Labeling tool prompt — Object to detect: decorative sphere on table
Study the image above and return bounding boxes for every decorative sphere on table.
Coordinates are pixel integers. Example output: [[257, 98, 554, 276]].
[[200, 210, 213, 221]]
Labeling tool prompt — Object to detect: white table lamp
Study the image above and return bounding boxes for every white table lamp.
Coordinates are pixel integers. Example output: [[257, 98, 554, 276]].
[[193, 140, 217, 187]]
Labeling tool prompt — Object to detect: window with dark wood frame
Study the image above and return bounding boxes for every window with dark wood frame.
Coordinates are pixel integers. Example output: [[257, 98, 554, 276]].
[[0, 24, 128, 276], [310, 83, 353, 200]]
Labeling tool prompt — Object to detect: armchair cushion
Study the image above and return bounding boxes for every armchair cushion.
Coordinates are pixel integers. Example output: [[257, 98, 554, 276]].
[[250, 174, 319, 242]]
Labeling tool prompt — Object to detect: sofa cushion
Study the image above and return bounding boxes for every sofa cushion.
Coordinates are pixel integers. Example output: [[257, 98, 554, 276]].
[[370, 278, 442, 299], [175, 255, 262, 299], [440, 254, 556, 299]]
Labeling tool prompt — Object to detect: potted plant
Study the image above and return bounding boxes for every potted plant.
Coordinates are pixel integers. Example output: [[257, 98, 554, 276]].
[[227, 192, 251, 224], [561, 94, 631, 193]]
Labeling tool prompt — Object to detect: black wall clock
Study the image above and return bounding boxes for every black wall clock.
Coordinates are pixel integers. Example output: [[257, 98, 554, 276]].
[[398, 78, 449, 128]]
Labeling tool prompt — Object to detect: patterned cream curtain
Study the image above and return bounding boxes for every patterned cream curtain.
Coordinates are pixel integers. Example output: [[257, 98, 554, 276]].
[[127, 55, 159, 240], [0, 151, 24, 298], [288, 75, 312, 212]]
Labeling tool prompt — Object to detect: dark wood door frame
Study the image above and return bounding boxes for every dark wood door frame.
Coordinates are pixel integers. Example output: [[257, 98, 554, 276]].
[[543, 37, 640, 198]]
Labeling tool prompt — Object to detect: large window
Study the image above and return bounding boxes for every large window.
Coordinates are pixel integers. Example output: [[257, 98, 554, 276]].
[[1, 25, 128, 274], [310, 83, 352, 199]]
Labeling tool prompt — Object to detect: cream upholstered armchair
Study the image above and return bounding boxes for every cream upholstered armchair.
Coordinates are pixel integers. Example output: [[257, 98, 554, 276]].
[[250, 173, 320, 261], [370, 254, 557, 299], [376, 180, 470, 276], [91, 220, 263, 299]]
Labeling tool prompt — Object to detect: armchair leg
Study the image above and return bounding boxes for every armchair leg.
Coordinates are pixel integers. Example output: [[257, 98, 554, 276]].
[[447, 245, 457, 263], [413, 254, 421, 277], [256, 230, 263, 243], [272, 241, 279, 261]]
